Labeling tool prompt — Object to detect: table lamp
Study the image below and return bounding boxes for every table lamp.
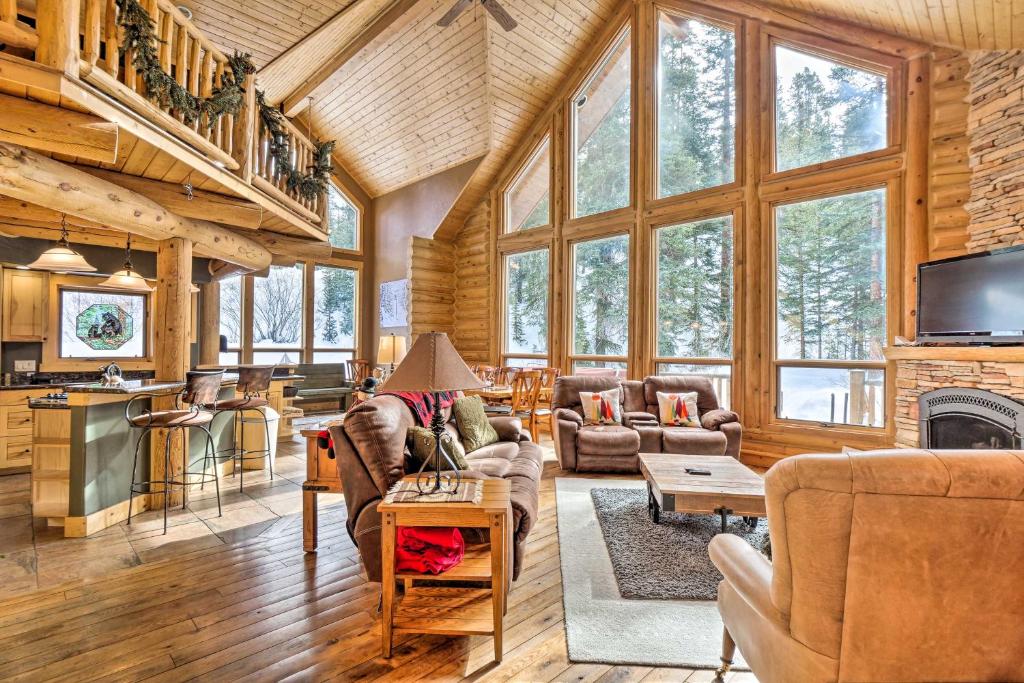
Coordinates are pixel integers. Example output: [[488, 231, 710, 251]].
[[379, 332, 485, 494], [377, 333, 408, 379]]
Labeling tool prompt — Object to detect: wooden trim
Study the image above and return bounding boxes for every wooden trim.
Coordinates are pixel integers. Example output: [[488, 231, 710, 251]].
[[63, 494, 151, 538], [41, 274, 156, 372]]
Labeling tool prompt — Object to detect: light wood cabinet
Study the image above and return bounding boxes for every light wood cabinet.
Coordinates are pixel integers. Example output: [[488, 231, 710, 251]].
[[0, 390, 49, 471], [2, 269, 48, 341]]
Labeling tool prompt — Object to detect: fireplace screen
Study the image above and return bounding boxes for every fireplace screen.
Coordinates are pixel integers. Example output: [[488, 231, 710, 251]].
[[919, 388, 1024, 449]]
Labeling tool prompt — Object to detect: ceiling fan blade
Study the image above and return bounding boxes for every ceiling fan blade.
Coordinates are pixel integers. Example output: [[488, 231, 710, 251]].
[[437, 0, 473, 27], [481, 0, 517, 31]]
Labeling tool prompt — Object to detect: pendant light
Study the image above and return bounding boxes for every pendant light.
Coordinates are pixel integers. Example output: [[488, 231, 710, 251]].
[[98, 236, 154, 292], [27, 214, 97, 272]]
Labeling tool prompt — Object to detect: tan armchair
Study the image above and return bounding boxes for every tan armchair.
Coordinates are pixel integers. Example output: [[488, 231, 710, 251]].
[[709, 449, 1024, 683]]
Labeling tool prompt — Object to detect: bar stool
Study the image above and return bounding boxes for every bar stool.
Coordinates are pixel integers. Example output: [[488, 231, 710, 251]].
[[212, 365, 276, 492], [125, 370, 223, 534]]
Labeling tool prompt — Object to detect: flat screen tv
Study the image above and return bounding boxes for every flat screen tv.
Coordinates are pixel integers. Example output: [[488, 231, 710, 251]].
[[917, 246, 1024, 345]]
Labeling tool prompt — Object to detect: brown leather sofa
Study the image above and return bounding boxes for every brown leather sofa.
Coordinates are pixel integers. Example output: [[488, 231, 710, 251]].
[[551, 375, 741, 472], [709, 449, 1024, 683], [328, 395, 543, 582]]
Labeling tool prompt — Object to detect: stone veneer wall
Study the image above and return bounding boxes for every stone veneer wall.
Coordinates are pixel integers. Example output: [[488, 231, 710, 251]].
[[964, 50, 1024, 253], [895, 361, 1024, 447], [894, 51, 1024, 448]]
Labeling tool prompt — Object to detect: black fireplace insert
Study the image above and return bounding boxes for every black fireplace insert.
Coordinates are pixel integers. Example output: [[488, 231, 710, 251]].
[[918, 388, 1024, 449]]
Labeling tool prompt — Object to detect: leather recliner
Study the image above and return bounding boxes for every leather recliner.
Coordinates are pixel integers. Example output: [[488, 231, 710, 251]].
[[329, 395, 543, 582], [551, 375, 741, 472], [709, 448, 1024, 683]]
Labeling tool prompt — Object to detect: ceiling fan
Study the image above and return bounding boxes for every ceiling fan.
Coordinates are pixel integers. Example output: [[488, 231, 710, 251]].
[[437, 0, 517, 31]]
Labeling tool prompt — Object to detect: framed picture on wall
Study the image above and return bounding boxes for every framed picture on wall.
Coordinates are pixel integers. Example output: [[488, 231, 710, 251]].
[[380, 279, 408, 328], [58, 288, 148, 360]]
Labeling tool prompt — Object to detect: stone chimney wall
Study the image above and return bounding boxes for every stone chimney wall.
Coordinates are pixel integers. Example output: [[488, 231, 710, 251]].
[[964, 51, 1024, 253]]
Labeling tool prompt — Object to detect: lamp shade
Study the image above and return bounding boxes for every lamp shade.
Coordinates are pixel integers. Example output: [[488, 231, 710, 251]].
[[97, 268, 154, 292], [377, 334, 408, 366], [28, 245, 97, 272], [378, 332, 485, 393]]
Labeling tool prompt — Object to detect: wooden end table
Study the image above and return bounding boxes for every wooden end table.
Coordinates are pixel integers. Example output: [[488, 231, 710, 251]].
[[378, 477, 512, 662], [639, 453, 766, 533], [300, 415, 344, 552]]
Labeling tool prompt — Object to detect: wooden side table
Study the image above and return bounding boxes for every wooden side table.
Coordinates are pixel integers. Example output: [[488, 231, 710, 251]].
[[300, 416, 344, 552], [378, 477, 512, 662]]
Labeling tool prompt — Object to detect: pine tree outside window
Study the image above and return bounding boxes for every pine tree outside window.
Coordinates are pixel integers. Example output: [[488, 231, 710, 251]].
[[313, 265, 358, 362], [503, 249, 549, 366], [655, 215, 734, 408], [505, 138, 551, 233], [572, 28, 632, 219], [571, 234, 629, 377], [774, 44, 888, 173], [326, 183, 359, 251], [774, 187, 887, 427], [656, 12, 737, 199]]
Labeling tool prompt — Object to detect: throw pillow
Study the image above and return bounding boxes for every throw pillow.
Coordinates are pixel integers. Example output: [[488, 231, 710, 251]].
[[579, 388, 623, 425], [657, 391, 700, 427], [406, 426, 469, 471], [452, 396, 500, 452]]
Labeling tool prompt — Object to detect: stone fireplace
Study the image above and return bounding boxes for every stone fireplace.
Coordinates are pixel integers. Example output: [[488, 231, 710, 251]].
[[918, 387, 1024, 449]]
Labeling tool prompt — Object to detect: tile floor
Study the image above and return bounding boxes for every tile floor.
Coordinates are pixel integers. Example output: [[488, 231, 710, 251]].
[[0, 436, 345, 599]]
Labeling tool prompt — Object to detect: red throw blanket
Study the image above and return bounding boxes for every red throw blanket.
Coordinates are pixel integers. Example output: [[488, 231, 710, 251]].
[[395, 526, 465, 575], [380, 391, 460, 426]]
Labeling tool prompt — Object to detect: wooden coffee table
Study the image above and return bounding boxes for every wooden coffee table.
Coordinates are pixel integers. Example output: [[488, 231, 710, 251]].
[[639, 453, 766, 533]]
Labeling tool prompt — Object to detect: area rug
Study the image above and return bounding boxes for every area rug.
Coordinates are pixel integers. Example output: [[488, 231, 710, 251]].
[[591, 487, 769, 600], [556, 477, 749, 669]]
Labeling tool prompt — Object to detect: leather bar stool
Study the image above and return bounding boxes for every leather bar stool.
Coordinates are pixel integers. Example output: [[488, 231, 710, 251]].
[[212, 365, 276, 492], [125, 370, 223, 534]]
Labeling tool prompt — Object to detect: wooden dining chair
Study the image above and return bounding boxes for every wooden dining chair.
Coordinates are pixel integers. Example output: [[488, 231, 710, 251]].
[[346, 359, 371, 385], [509, 369, 544, 442], [475, 365, 498, 384], [497, 366, 520, 386], [533, 367, 560, 439]]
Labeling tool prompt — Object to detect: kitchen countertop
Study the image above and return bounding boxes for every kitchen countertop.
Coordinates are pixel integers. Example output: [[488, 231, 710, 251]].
[[64, 374, 241, 395]]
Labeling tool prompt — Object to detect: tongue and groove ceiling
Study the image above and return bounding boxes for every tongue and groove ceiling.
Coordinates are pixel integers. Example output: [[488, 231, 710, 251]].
[[182, 0, 1024, 200]]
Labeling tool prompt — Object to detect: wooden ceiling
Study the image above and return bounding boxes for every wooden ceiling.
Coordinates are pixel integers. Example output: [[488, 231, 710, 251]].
[[774, 0, 1023, 51], [180, 0, 1023, 201], [182, 0, 359, 68]]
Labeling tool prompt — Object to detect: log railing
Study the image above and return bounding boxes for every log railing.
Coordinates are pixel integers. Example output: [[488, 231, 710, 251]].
[[0, 0, 36, 49], [2, 0, 326, 231], [251, 113, 324, 223], [80, 0, 243, 170]]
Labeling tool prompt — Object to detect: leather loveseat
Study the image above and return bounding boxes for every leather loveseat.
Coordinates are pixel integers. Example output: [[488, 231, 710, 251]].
[[329, 395, 543, 582], [551, 375, 741, 472], [709, 448, 1024, 682]]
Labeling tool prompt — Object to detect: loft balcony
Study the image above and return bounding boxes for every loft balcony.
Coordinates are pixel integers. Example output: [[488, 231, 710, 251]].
[[0, 0, 328, 241]]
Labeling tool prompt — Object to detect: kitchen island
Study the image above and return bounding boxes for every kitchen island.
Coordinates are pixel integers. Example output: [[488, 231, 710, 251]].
[[28, 375, 299, 537]]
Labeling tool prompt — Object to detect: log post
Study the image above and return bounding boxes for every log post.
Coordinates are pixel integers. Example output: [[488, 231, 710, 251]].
[[198, 281, 221, 366], [152, 237, 193, 508], [35, 0, 81, 77]]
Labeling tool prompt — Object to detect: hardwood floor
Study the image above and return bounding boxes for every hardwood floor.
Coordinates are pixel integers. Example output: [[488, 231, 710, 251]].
[[0, 438, 758, 682]]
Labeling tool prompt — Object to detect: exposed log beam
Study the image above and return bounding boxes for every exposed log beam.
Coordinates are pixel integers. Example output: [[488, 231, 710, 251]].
[[0, 219, 160, 252], [0, 142, 271, 271], [248, 231, 334, 261], [278, 0, 420, 117], [76, 166, 264, 230], [0, 93, 117, 163]]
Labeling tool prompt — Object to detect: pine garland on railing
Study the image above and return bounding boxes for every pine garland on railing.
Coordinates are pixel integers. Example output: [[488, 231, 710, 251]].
[[116, 0, 255, 127], [115, 0, 334, 202], [255, 90, 335, 202]]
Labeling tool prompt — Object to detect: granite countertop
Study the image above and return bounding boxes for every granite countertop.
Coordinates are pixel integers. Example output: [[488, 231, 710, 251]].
[[64, 374, 241, 395], [0, 384, 65, 391]]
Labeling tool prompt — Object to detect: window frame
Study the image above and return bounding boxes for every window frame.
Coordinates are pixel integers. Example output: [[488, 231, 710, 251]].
[[566, 230, 633, 374], [568, 22, 635, 223], [763, 28, 904, 182], [501, 135, 553, 235], [325, 177, 364, 256], [310, 259, 362, 363], [651, 5, 742, 206], [650, 206, 740, 408], [499, 246, 552, 368], [766, 179, 901, 433]]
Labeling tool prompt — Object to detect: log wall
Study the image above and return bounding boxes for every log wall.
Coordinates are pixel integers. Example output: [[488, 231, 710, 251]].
[[409, 236, 455, 340], [451, 199, 493, 364], [928, 48, 971, 259]]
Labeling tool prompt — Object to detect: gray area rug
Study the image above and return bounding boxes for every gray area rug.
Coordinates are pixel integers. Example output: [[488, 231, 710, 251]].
[[556, 477, 749, 670], [591, 487, 769, 601]]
